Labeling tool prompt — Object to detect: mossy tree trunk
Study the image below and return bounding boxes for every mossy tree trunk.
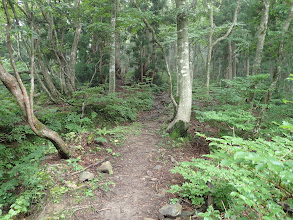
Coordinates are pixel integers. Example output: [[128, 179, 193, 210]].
[[167, 0, 192, 137]]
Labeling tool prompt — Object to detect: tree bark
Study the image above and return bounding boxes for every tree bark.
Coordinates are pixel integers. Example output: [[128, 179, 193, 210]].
[[1, 0, 71, 159], [167, 0, 192, 135], [206, 0, 241, 93], [227, 40, 233, 80], [68, 0, 82, 91], [253, 2, 293, 135], [232, 44, 237, 78], [109, 0, 116, 93], [252, 0, 270, 76], [247, 0, 270, 103], [133, 0, 178, 114]]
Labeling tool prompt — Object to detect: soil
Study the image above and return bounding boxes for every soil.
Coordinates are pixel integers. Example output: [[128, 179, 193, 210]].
[[29, 93, 210, 220]]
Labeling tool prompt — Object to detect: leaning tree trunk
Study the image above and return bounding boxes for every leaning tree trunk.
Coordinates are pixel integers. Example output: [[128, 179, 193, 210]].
[[109, 0, 116, 93], [2, 0, 70, 159], [167, 0, 192, 136], [0, 64, 71, 159], [134, 0, 177, 115]]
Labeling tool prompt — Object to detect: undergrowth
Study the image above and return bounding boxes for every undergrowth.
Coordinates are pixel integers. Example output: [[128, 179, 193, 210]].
[[0, 84, 154, 219]]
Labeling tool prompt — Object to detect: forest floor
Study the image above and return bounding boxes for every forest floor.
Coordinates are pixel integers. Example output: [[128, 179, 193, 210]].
[[29, 93, 210, 220]]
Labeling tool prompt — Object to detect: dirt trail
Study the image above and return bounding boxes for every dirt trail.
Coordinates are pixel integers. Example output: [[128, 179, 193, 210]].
[[95, 94, 171, 220], [31, 93, 204, 220]]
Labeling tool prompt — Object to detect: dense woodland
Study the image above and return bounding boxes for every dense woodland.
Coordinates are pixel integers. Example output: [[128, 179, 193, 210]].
[[0, 0, 293, 219]]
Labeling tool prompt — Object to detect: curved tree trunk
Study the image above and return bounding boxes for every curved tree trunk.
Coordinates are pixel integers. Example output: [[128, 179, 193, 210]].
[[0, 63, 71, 159], [2, 0, 70, 159]]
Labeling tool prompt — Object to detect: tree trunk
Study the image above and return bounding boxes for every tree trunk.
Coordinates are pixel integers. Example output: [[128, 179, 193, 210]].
[[68, 0, 82, 91], [0, 63, 71, 159], [247, 0, 270, 103], [232, 44, 237, 78], [2, 0, 70, 158], [167, 0, 192, 136], [253, 2, 293, 135], [206, 0, 241, 93], [109, 0, 116, 93], [252, 0, 270, 76], [227, 40, 233, 80], [206, 0, 214, 94], [246, 57, 250, 76]]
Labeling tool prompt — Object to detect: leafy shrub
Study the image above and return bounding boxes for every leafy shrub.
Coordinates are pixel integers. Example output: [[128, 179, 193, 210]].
[[170, 134, 293, 219], [0, 140, 52, 219], [196, 107, 256, 136]]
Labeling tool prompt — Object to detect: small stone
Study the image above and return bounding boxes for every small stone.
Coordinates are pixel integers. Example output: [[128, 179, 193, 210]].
[[180, 211, 195, 217], [153, 165, 162, 170], [150, 178, 157, 181], [64, 181, 78, 189], [146, 170, 153, 176], [171, 179, 180, 184], [144, 218, 156, 220], [79, 171, 94, 182], [159, 203, 182, 217], [97, 161, 113, 174]]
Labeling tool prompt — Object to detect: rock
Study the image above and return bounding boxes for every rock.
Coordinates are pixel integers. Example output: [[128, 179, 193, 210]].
[[97, 161, 113, 174], [153, 165, 162, 170], [157, 188, 168, 197], [169, 155, 179, 165], [79, 171, 94, 182], [146, 170, 153, 176], [180, 211, 195, 217], [144, 218, 156, 220], [159, 203, 182, 217], [171, 179, 180, 184], [64, 181, 77, 189]]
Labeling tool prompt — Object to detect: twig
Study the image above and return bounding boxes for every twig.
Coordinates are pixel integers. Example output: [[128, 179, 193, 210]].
[[69, 158, 108, 176], [281, 148, 293, 159], [71, 204, 111, 213], [221, 200, 230, 220]]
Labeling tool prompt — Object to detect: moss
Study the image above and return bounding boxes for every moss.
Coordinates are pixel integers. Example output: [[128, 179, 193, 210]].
[[169, 120, 188, 139]]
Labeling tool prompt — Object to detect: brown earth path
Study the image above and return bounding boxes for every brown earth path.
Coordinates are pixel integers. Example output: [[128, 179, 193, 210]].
[[31, 93, 207, 220], [93, 93, 174, 220]]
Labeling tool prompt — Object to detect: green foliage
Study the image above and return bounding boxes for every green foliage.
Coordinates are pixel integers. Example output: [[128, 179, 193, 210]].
[[170, 134, 293, 219], [0, 140, 52, 219], [68, 85, 154, 125], [196, 108, 256, 136], [0, 90, 33, 143]]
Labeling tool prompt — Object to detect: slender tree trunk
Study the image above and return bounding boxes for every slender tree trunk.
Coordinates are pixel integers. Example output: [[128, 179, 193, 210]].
[[133, 0, 177, 114], [68, 0, 82, 91], [206, 0, 214, 93], [109, 0, 116, 93], [99, 45, 104, 84], [246, 57, 250, 76], [252, 0, 270, 75], [232, 44, 237, 78], [227, 40, 233, 80], [247, 0, 270, 103], [253, 2, 293, 135], [189, 43, 195, 85], [206, 0, 241, 93], [167, 0, 192, 135]]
